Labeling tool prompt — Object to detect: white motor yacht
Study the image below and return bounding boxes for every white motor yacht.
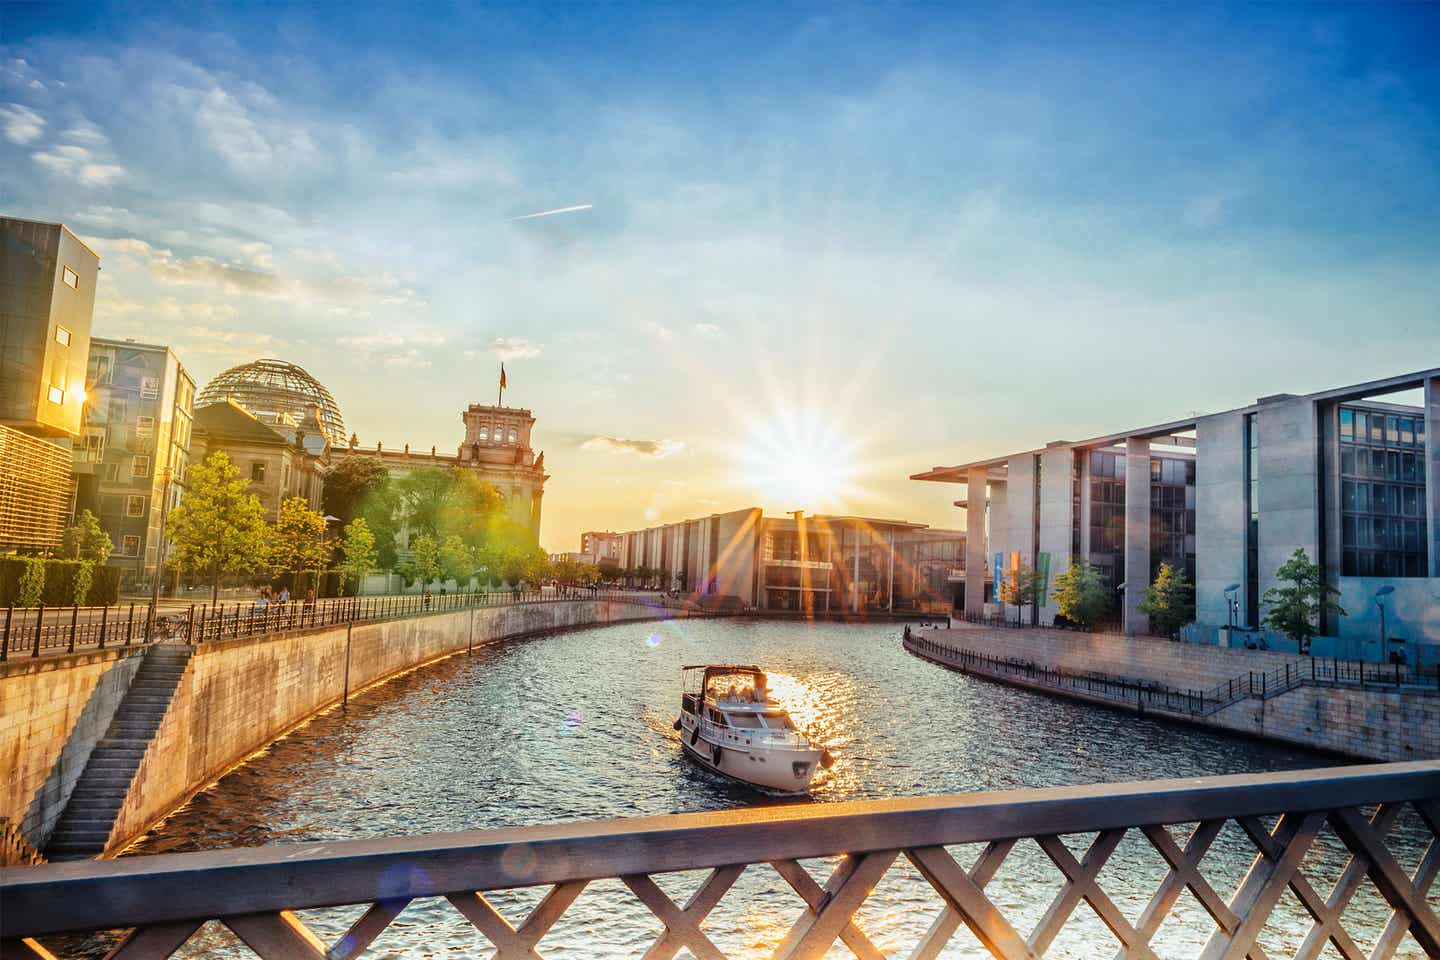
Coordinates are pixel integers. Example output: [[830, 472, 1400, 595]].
[[675, 664, 832, 793]]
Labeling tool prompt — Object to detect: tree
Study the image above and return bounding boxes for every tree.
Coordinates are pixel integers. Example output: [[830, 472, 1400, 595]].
[[166, 451, 269, 603], [1050, 561, 1110, 630], [335, 517, 378, 595], [269, 497, 331, 591], [1263, 548, 1345, 654], [997, 562, 1041, 626], [61, 509, 113, 563], [404, 533, 442, 590], [1140, 562, 1196, 638], [396, 467, 457, 540], [323, 457, 399, 571], [440, 534, 474, 586]]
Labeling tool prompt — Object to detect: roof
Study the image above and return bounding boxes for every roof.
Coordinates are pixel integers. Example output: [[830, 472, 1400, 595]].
[[193, 399, 293, 446], [682, 664, 763, 673], [913, 366, 1440, 484]]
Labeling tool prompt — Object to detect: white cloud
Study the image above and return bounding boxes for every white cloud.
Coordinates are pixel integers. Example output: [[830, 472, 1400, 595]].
[[693, 322, 723, 338], [488, 336, 542, 360], [0, 103, 44, 144], [382, 350, 431, 369], [580, 436, 686, 458], [31, 141, 127, 186], [644, 321, 673, 342]]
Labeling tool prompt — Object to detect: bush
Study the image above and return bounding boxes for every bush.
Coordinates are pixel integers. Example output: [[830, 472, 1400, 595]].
[[16, 558, 45, 607], [89, 565, 120, 606], [40, 561, 82, 606]]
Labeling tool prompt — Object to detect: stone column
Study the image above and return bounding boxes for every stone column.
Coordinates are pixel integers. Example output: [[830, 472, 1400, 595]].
[[1428, 376, 1440, 576], [1123, 437, 1151, 635], [965, 468, 988, 615]]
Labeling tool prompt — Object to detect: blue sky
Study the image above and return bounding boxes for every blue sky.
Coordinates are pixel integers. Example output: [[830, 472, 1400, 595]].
[[3, 2, 1438, 550]]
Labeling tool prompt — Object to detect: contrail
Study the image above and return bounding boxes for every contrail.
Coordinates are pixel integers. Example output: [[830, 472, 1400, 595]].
[[507, 203, 593, 222]]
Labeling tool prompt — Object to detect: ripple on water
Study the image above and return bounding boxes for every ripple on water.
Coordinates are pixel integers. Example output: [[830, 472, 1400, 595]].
[[107, 620, 1432, 959]]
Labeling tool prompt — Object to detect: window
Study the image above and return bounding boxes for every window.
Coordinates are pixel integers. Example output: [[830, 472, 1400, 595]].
[[122, 535, 140, 556], [508, 428, 518, 443], [47, 385, 64, 404], [251, 462, 266, 482], [62, 265, 79, 289], [140, 377, 159, 400], [1339, 408, 1353, 441], [55, 325, 72, 347], [479, 426, 489, 441], [135, 415, 155, 438], [132, 455, 150, 477], [126, 495, 146, 517], [83, 430, 105, 462]]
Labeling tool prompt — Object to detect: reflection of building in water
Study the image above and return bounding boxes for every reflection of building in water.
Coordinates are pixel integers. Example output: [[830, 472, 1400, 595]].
[[334, 403, 548, 541], [610, 508, 965, 613]]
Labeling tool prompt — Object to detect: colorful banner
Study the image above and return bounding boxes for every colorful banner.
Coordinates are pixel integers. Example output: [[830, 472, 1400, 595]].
[[993, 552, 1003, 602]]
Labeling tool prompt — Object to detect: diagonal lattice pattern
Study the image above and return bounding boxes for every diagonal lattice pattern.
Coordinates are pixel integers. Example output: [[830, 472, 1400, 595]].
[[9, 797, 1440, 960]]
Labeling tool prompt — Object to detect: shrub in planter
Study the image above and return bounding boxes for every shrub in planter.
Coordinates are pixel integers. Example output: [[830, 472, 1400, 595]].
[[16, 558, 45, 607]]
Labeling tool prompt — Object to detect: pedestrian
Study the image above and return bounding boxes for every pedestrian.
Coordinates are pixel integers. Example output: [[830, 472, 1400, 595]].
[[278, 586, 290, 604], [304, 588, 316, 606], [256, 588, 269, 608]]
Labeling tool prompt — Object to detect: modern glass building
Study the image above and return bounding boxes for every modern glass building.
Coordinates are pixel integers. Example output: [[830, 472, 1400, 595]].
[[913, 368, 1440, 662]]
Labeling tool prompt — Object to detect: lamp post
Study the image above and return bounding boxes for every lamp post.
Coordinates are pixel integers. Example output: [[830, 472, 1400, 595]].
[[320, 514, 341, 596], [1374, 585, 1394, 662], [148, 467, 174, 638]]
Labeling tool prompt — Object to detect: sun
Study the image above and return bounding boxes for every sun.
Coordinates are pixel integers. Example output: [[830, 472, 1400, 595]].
[[734, 405, 862, 510]]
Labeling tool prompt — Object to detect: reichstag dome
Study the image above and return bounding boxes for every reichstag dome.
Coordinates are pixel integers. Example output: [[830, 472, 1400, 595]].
[[197, 359, 346, 441]]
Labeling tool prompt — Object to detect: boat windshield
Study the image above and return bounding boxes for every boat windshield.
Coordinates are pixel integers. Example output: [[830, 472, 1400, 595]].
[[759, 712, 796, 730], [725, 712, 763, 729]]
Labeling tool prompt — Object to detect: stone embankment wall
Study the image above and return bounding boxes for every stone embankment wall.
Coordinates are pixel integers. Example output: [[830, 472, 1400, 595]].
[[919, 626, 1440, 762], [104, 599, 684, 854], [0, 647, 147, 851]]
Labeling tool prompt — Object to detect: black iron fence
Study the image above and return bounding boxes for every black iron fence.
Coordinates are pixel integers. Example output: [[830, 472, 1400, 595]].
[[0, 589, 691, 662], [905, 634, 1440, 719]]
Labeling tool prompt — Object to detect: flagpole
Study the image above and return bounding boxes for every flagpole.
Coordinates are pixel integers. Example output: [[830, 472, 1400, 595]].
[[498, 364, 503, 407]]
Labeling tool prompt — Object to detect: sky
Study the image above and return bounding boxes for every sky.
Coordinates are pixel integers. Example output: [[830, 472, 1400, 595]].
[[3, 2, 1438, 552]]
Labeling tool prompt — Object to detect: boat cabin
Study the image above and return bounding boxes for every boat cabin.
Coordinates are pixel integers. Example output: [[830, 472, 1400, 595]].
[[680, 664, 798, 731]]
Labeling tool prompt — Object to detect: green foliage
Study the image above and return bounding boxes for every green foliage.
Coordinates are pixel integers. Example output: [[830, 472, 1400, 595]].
[[166, 451, 270, 603], [403, 533, 442, 589], [335, 517, 378, 595], [997, 562, 1041, 623], [88, 565, 120, 606], [323, 457, 398, 571], [269, 497, 331, 582], [17, 557, 44, 607], [1140, 562, 1196, 638], [1262, 548, 1346, 650], [61, 510, 113, 563], [1050, 561, 1110, 630], [72, 561, 94, 606], [439, 534, 474, 584]]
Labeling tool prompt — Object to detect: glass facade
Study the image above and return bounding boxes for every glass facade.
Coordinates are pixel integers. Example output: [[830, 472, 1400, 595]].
[[1338, 406, 1428, 577], [1087, 450, 1127, 587], [1149, 456, 1196, 581]]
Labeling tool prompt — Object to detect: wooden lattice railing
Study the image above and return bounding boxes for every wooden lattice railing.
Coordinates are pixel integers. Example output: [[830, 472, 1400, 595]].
[[3, 763, 1439, 959]]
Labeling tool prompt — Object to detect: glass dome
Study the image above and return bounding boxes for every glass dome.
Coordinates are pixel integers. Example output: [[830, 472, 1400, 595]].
[[196, 359, 345, 441]]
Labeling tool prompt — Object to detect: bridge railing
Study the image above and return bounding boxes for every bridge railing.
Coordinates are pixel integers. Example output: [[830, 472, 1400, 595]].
[[1, 589, 699, 661], [3, 762, 1438, 959]]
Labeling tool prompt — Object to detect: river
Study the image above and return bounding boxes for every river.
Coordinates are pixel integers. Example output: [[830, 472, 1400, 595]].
[[122, 619, 1432, 959]]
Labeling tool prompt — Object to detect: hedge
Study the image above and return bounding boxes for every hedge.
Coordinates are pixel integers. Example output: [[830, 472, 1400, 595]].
[[0, 558, 122, 607]]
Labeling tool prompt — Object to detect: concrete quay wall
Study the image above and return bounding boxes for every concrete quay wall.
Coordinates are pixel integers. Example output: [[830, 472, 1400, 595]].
[[919, 627, 1440, 761], [0, 647, 147, 852], [89, 600, 683, 856]]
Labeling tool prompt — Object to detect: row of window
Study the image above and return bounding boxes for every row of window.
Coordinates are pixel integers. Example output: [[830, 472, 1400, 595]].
[[477, 425, 519, 443], [1341, 446, 1426, 484], [1342, 480, 1427, 518], [1339, 408, 1426, 448], [1341, 515, 1427, 552], [1342, 550, 1427, 578], [1150, 458, 1196, 486]]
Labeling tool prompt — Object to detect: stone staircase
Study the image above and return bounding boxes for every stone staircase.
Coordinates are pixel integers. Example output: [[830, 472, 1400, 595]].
[[44, 645, 192, 861]]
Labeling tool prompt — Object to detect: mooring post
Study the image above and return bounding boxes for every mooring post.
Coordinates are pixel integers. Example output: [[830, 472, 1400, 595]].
[[342, 621, 353, 709]]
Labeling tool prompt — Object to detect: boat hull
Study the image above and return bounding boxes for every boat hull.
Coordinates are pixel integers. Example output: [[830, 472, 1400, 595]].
[[678, 715, 821, 793]]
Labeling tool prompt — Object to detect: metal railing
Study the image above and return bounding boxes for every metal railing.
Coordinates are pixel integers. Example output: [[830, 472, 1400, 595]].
[[3, 762, 1438, 958], [0, 589, 698, 661], [906, 635, 1440, 719]]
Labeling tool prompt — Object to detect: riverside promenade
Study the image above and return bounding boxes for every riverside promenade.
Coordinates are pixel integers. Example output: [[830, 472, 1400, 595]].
[[908, 624, 1440, 761]]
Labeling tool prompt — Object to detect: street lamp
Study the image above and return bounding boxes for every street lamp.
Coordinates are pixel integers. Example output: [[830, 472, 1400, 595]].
[[1223, 583, 1241, 630], [1374, 585, 1395, 661], [320, 514, 341, 596]]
